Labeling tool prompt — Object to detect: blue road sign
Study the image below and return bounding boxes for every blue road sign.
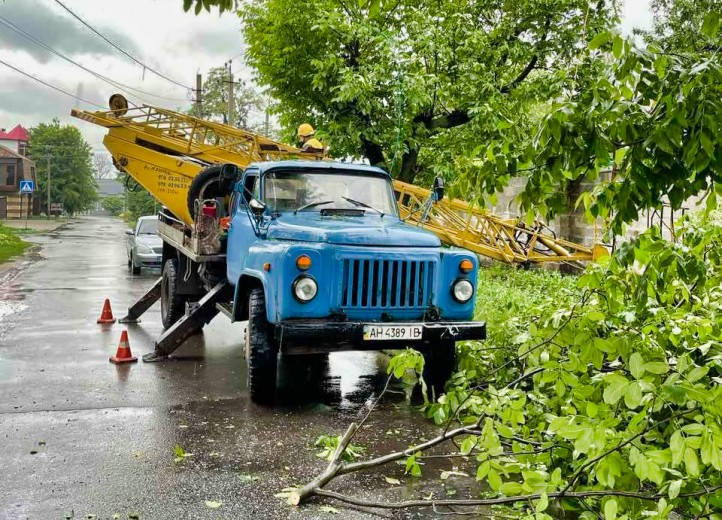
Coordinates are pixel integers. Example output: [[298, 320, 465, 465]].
[[19, 180, 34, 193]]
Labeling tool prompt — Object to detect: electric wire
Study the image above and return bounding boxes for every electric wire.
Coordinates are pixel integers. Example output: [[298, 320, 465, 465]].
[[0, 15, 189, 104], [52, 0, 193, 91], [0, 57, 105, 109]]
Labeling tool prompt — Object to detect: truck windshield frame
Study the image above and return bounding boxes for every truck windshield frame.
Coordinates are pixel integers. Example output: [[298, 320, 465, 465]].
[[262, 170, 398, 216]]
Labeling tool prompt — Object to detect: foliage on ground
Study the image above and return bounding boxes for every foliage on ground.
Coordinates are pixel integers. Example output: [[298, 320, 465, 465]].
[[0, 224, 28, 263], [393, 210, 722, 518]]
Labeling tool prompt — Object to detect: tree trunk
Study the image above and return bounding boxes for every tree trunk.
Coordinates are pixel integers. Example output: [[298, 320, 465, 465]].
[[398, 147, 419, 184]]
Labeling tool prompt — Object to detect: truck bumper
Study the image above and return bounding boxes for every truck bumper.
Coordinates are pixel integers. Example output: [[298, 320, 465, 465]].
[[275, 320, 486, 354]]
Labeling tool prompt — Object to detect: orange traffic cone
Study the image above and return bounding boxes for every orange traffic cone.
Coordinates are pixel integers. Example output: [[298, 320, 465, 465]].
[[97, 298, 116, 324], [110, 330, 138, 364]]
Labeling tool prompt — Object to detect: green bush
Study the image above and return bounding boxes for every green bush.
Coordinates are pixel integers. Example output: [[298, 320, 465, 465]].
[[0, 224, 28, 263]]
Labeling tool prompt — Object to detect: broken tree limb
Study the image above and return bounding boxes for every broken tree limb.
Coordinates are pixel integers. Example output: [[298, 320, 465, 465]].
[[311, 486, 722, 510], [289, 419, 483, 506], [288, 422, 358, 506]]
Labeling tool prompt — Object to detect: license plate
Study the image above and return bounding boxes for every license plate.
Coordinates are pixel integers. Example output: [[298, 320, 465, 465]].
[[363, 325, 423, 341]]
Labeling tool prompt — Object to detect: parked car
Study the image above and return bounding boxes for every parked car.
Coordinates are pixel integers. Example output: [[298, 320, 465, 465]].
[[126, 216, 162, 274]]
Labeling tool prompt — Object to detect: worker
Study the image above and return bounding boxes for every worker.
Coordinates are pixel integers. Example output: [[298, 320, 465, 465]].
[[297, 123, 325, 153]]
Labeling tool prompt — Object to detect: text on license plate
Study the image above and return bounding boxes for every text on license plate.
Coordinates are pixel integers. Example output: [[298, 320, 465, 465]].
[[363, 325, 423, 341]]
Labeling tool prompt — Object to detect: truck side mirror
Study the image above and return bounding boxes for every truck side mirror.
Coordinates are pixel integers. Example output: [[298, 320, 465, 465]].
[[433, 176, 445, 202], [249, 198, 266, 219], [125, 229, 134, 236]]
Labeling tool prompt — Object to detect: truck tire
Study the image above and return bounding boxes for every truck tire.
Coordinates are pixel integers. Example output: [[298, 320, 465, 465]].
[[161, 258, 186, 329], [245, 288, 279, 403], [187, 164, 239, 219], [420, 341, 456, 398]]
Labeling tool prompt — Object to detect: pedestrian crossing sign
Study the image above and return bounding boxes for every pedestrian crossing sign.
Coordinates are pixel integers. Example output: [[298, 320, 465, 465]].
[[19, 180, 34, 193]]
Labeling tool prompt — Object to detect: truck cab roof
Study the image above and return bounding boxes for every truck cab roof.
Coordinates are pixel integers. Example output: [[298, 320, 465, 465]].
[[246, 160, 390, 178]]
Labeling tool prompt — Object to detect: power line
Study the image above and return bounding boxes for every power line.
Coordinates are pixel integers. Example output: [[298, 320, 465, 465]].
[[52, 0, 193, 91], [0, 15, 189, 104], [0, 57, 105, 109]]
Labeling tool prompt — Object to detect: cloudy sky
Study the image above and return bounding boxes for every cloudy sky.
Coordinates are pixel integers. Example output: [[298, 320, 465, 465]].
[[0, 0, 653, 152]]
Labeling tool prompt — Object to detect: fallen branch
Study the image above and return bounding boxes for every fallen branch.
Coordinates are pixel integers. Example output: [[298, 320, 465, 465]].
[[311, 485, 722, 510]]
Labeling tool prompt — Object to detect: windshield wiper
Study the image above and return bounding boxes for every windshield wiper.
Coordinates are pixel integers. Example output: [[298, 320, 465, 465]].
[[294, 200, 333, 214], [341, 197, 385, 217]]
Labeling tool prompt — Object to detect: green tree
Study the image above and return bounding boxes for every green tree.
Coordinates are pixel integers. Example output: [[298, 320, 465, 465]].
[[101, 195, 124, 217], [28, 119, 98, 216], [196, 65, 263, 131], [647, 0, 722, 52], [468, 15, 722, 234], [235, 0, 617, 184], [117, 172, 158, 225]]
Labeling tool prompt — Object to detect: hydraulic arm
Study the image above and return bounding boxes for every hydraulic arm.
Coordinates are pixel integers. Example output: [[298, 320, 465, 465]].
[[72, 96, 606, 264]]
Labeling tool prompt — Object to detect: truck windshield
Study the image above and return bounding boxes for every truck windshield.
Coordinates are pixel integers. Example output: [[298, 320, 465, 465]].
[[264, 170, 397, 215], [137, 219, 158, 235]]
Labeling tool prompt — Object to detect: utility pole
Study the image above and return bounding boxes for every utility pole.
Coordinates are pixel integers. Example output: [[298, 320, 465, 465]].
[[195, 73, 203, 118], [227, 60, 234, 127], [264, 102, 270, 137], [46, 155, 51, 220]]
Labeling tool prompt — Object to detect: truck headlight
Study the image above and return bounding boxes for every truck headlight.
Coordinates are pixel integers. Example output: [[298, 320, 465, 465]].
[[137, 244, 153, 254], [452, 279, 474, 303], [293, 275, 318, 302]]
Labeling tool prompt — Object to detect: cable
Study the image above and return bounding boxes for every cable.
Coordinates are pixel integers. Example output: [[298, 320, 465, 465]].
[[0, 58, 105, 108], [52, 0, 193, 91], [0, 16, 189, 104]]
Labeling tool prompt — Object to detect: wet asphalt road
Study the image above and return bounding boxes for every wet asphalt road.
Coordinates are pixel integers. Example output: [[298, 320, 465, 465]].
[[0, 216, 468, 520]]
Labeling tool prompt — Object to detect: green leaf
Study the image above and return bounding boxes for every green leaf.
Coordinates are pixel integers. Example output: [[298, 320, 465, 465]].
[[686, 366, 708, 383], [702, 12, 720, 38], [644, 361, 669, 374], [624, 381, 643, 409], [604, 498, 618, 520], [499, 482, 523, 496], [589, 32, 611, 50], [603, 379, 629, 405], [670, 431, 685, 466], [629, 352, 645, 379], [668, 479, 682, 499], [204, 500, 222, 509], [612, 36, 623, 58], [487, 469, 502, 491], [384, 476, 401, 486], [536, 492, 549, 512]]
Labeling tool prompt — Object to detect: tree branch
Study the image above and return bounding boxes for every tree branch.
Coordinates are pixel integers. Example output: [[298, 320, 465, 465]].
[[500, 54, 539, 94], [312, 486, 722, 510]]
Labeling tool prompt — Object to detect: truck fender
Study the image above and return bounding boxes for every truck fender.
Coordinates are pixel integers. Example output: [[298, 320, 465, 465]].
[[232, 272, 274, 323]]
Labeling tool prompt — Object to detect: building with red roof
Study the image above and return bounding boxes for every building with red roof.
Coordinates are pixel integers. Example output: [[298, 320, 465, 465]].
[[0, 124, 38, 219]]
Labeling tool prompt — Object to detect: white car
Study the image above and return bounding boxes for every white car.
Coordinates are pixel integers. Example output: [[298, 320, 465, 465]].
[[126, 216, 162, 275]]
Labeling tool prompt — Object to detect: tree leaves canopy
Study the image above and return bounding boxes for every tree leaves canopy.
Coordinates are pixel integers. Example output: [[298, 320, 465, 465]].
[[239, 0, 617, 183], [28, 119, 97, 216]]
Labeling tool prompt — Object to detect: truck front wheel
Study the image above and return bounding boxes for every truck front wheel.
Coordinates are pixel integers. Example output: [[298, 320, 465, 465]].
[[161, 258, 186, 329], [245, 288, 279, 403], [420, 341, 456, 398]]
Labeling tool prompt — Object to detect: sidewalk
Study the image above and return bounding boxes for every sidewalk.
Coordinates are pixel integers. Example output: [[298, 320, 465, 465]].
[[1, 218, 71, 233]]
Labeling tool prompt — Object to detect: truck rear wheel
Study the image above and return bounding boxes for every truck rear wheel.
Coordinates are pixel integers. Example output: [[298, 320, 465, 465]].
[[245, 288, 279, 403], [161, 258, 186, 329], [420, 341, 456, 398]]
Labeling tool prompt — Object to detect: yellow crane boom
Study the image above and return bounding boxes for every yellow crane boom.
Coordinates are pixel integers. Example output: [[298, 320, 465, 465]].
[[72, 97, 606, 264]]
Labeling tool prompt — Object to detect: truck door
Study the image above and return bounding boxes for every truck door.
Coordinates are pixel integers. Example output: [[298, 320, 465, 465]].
[[226, 170, 260, 285]]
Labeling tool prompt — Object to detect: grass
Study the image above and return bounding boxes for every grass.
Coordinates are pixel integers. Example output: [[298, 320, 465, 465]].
[[0, 224, 29, 263], [474, 263, 581, 345]]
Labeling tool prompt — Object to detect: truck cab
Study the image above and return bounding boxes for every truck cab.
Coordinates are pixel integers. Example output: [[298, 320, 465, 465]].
[[226, 161, 486, 401]]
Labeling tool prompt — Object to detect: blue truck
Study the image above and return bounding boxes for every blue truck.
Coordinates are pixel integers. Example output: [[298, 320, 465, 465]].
[[120, 160, 486, 403]]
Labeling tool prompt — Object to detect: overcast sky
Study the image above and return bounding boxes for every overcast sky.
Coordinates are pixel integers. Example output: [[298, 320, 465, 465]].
[[0, 0, 653, 152]]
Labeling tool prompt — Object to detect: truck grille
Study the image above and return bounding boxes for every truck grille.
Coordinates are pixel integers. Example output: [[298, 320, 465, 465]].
[[341, 259, 434, 309]]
